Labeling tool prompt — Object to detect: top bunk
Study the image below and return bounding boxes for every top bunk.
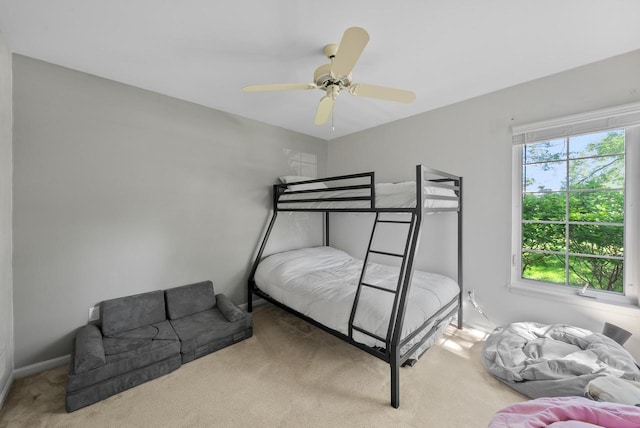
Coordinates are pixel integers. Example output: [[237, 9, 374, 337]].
[[275, 164, 461, 214]]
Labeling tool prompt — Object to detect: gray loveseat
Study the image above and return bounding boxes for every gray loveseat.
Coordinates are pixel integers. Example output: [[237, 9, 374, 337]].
[[65, 281, 252, 412]]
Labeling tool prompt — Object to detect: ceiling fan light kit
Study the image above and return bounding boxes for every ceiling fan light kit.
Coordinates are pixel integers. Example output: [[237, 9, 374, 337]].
[[243, 27, 416, 126]]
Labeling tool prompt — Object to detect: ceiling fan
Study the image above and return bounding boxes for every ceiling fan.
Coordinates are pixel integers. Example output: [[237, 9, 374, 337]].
[[243, 27, 416, 126]]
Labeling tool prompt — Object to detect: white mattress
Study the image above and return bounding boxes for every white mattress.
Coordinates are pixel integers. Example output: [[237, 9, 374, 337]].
[[278, 181, 458, 210], [254, 246, 459, 352]]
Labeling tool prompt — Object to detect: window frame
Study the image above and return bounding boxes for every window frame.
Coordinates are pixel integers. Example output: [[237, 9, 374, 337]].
[[511, 104, 640, 308]]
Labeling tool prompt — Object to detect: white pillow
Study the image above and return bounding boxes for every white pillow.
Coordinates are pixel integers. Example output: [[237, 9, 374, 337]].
[[278, 175, 328, 191]]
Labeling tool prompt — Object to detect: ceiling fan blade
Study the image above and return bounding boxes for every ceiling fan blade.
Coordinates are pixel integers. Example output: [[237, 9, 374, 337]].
[[314, 96, 334, 125], [331, 27, 369, 78], [243, 83, 316, 92], [349, 83, 416, 103]]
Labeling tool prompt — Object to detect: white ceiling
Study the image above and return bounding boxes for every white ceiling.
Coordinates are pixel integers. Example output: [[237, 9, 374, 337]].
[[1, 1, 640, 141]]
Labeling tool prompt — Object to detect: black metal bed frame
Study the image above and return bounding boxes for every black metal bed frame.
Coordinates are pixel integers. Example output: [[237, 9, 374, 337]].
[[247, 164, 463, 408]]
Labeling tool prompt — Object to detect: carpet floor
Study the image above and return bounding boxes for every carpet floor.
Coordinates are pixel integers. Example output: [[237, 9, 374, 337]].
[[0, 304, 525, 428]]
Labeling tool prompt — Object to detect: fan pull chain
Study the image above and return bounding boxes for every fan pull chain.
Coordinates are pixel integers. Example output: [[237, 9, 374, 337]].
[[331, 108, 335, 131]]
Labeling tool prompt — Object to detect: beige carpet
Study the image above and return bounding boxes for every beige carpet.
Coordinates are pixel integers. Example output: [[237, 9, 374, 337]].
[[0, 305, 525, 428]]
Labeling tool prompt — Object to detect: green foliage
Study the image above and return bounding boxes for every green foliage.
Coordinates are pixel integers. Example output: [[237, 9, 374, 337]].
[[522, 131, 625, 293], [522, 252, 565, 284], [523, 193, 565, 221]]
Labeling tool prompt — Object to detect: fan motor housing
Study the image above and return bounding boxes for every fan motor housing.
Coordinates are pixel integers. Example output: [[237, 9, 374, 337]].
[[314, 63, 351, 90]]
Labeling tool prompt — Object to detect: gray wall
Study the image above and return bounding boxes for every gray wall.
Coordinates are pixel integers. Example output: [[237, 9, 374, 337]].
[[12, 55, 326, 368], [328, 49, 640, 358], [0, 32, 13, 404]]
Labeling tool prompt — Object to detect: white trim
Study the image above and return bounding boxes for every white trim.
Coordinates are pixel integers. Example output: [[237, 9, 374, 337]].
[[512, 101, 640, 145], [624, 127, 640, 302], [0, 372, 13, 411], [511, 145, 523, 287], [13, 354, 70, 379], [239, 298, 266, 311], [509, 282, 640, 315], [511, 277, 637, 306], [461, 319, 494, 335]]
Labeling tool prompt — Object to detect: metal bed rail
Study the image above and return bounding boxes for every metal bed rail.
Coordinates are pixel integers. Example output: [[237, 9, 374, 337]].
[[275, 166, 461, 215], [275, 171, 376, 212]]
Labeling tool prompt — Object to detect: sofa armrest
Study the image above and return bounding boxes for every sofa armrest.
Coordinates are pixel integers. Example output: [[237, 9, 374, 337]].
[[216, 294, 247, 322], [73, 324, 106, 374]]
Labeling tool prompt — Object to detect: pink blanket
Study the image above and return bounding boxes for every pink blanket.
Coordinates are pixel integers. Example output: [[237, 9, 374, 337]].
[[488, 396, 640, 428]]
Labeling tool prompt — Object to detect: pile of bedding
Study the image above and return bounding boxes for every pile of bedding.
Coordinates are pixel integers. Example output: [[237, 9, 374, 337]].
[[254, 246, 459, 355], [481, 322, 640, 398], [488, 396, 640, 428]]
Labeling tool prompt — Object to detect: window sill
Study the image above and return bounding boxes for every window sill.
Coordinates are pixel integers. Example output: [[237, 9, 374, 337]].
[[509, 281, 640, 315]]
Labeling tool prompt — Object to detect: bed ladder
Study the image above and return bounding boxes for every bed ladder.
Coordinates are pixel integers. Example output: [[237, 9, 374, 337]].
[[347, 211, 418, 351]]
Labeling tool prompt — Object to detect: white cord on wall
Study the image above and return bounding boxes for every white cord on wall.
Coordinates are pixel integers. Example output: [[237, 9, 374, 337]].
[[467, 290, 495, 328]]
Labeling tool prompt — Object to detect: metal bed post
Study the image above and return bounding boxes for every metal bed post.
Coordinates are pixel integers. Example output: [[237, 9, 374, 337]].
[[457, 177, 463, 329], [390, 349, 400, 408], [389, 213, 422, 408], [247, 184, 280, 312], [324, 212, 330, 246], [388, 165, 424, 408], [370, 171, 376, 209]]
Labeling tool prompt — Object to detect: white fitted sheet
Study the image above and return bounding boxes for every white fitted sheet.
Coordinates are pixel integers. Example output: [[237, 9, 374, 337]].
[[254, 246, 459, 351], [278, 181, 458, 210]]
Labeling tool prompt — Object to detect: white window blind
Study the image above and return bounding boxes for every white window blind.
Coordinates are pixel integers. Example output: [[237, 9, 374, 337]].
[[512, 102, 640, 145]]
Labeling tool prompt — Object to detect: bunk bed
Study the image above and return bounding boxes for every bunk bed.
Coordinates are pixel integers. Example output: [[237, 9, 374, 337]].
[[247, 165, 463, 408]]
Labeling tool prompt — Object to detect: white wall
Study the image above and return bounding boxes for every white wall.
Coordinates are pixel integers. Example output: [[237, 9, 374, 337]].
[[328, 49, 640, 358], [0, 31, 13, 406], [12, 55, 326, 368]]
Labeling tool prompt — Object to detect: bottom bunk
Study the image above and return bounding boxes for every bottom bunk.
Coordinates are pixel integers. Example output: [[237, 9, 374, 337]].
[[251, 246, 461, 406]]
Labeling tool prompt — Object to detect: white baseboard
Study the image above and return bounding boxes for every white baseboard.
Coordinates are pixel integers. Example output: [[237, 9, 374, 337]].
[[0, 372, 13, 411], [462, 319, 495, 335], [239, 298, 266, 311], [13, 354, 70, 379]]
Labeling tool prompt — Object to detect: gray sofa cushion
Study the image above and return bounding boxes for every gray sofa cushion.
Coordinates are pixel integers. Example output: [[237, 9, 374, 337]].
[[103, 320, 178, 360], [101, 290, 167, 336], [165, 281, 216, 320], [170, 309, 252, 358], [216, 294, 246, 322], [74, 325, 106, 374], [67, 320, 180, 392], [66, 354, 182, 412], [180, 327, 253, 364]]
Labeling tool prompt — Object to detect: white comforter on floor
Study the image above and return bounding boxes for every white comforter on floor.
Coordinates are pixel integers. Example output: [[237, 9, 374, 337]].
[[254, 246, 459, 350]]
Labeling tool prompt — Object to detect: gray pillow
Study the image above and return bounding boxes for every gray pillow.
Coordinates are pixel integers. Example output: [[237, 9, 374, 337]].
[[101, 290, 166, 336], [165, 281, 216, 320]]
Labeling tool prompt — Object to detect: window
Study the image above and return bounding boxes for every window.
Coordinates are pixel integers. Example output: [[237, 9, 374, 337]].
[[512, 103, 640, 305], [521, 130, 624, 293]]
